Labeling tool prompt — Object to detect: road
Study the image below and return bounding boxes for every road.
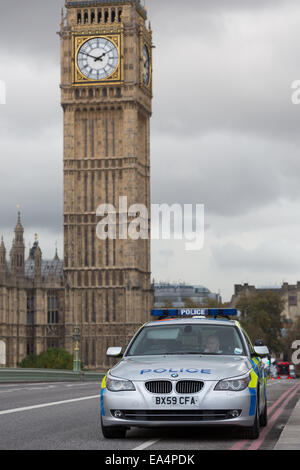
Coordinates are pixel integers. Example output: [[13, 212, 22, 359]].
[[0, 379, 299, 451]]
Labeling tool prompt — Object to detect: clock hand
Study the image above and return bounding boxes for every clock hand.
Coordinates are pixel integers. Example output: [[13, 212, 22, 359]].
[[94, 49, 115, 61], [79, 51, 99, 60]]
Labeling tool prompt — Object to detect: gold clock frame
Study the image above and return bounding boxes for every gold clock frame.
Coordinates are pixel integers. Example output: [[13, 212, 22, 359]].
[[72, 33, 123, 86]]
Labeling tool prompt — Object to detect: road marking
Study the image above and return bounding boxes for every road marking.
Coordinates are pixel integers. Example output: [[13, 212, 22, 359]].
[[0, 395, 99, 416], [248, 384, 300, 450], [133, 439, 160, 451], [0, 385, 57, 394], [230, 383, 300, 450]]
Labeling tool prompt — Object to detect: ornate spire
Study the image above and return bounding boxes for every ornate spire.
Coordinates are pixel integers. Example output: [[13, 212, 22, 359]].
[[0, 235, 5, 251], [34, 238, 42, 281], [54, 242, 60, 261], [0, 236, 6, 261], [13, 206, 24, 244], [10, 208, 25, 277]]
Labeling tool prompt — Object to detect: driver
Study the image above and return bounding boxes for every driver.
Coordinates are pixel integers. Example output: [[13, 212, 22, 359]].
[[204, 335, 220, 353]]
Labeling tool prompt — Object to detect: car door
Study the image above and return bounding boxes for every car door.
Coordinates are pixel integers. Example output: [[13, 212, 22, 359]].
[[241, 328, 265, 413]]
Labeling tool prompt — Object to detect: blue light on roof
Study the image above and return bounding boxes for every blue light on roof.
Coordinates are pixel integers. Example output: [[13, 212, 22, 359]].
[[151, 308, 238, 318]]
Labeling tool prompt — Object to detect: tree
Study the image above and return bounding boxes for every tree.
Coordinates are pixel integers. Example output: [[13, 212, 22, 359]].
[[236, 291, 284, 356], [19, 348, 74, 370], [162, 298, 174, 308]]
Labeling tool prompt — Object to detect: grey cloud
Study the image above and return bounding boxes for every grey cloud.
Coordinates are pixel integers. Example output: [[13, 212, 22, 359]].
[[212, 240, 300, 274], [151, 133, 300, 216], [0, 0, 64, 57]]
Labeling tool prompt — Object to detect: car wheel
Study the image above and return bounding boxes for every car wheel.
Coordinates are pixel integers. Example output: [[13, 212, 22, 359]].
[[240, 396, 260, 440], [259, 397, 268, 427], [101, 416, 127, 439]]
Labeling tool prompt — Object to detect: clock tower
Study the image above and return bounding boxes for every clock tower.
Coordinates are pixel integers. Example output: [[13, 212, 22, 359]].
[[60, 0, 153, 368]]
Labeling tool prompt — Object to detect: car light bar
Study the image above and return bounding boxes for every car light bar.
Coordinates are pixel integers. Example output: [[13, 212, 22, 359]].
[[151, 308, 238, 318]]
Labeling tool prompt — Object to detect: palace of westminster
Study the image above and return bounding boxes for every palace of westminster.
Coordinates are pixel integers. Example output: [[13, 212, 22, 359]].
[[0, 0, 154, 369]]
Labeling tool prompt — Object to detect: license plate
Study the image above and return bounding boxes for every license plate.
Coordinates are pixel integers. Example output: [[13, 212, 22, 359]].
[[152, 396, 198, 406]]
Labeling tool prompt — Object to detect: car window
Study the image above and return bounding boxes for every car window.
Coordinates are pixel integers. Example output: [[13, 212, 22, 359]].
[[241, 328, 255, 356], [126, 323, 246, 357]]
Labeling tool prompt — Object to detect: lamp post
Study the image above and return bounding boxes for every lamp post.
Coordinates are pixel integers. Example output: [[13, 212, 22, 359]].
[[73, 325, 81, 372]]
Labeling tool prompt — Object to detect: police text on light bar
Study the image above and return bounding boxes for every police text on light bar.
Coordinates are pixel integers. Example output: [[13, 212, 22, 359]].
[[151, 308, 238, 317]]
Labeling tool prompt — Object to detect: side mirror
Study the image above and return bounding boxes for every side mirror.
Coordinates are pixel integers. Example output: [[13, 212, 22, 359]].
[[253, 345, 269, 357], [106, 347, 123, 358]]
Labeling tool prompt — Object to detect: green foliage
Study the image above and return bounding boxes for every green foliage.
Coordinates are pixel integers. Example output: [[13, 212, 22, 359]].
[[236, 291, 284, 355], [19, 348, 74, 370], [162, 298, 174, 308]]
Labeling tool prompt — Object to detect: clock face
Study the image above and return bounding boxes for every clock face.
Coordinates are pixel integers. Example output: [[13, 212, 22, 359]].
[[77, 37, 119, 81], [142, 44, 150, 86]]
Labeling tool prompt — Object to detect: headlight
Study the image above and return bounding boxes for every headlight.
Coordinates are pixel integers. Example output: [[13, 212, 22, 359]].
[[214, 374, 250, 392], [106, 376, 136, 392]]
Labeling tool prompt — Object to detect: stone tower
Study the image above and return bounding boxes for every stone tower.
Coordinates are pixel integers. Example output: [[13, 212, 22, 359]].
[[10, 211, 25, 278], [60, 0, 153, 368]]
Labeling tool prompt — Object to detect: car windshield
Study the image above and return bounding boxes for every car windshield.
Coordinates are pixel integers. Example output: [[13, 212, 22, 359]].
[[126, 323, 246, 357]]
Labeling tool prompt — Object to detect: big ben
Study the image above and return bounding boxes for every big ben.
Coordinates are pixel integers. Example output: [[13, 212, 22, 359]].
[[60, 0, 153, 369]]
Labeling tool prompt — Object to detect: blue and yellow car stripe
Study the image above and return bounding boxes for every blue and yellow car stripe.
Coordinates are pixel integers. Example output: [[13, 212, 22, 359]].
[[248, 369, 258, 416], [101, 375, 107, 416]]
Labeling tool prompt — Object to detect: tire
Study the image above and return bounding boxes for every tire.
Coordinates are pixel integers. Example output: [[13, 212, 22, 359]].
[[240, 396, 260, 440], [260, 396, 268, 427], [101, 416, 127, 439]]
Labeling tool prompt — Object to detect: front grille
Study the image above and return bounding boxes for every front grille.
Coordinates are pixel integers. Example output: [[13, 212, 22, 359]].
[[145, 381, 172, 394], [175, 380, 204, 394], [111, 410, 241, 422]]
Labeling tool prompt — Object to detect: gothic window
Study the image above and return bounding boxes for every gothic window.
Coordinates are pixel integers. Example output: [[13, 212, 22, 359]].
[[92, 291, 96, 322], [84, 227, 89, 267], [85, 290, 89, 322], [90, 119, 95, 158], [84, 10, 88, 24], [111, 9, 116, 22], [97, 10, 102, 23], [47, 291, 59, 324], [118, 9, 122, 22], [106, 290, 109, 322], [91, 227, 95, 266], [91, 10, 95, 23], [104, 9, 109, 23], [289, 295, 297, 306], [92, 340, 96, 366], [85, 340, 89, 365], [113, 291, 116, 322], [77, 11, 82, 24], [27, 291, 35, 325], [27, 341, 34, 356]]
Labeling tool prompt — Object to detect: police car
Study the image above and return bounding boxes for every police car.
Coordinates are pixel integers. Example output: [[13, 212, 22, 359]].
[[100, 308, 269, 440]]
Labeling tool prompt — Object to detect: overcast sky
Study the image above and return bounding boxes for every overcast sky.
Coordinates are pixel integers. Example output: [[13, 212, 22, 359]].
[[1, 0, 300, 301]]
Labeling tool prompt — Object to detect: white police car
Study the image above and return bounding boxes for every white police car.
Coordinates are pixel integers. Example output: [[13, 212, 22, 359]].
[[100, 309, 269, 440]]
